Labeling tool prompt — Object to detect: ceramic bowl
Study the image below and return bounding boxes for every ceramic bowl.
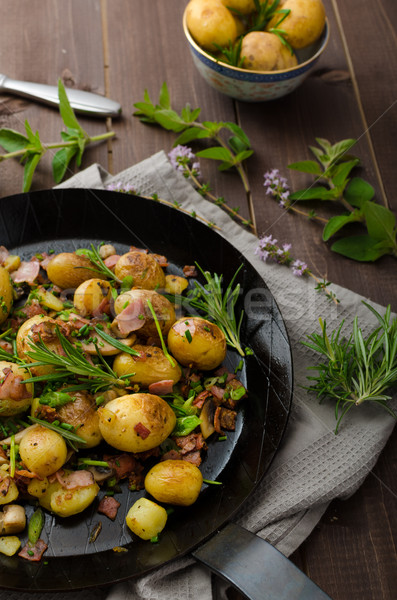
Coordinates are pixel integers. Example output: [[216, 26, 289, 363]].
[[182, 10, 329, 102]]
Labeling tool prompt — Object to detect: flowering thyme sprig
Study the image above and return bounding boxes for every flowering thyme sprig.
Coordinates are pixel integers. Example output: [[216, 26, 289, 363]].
[[168, 146, 254, 231], [264, 169, 327, 223], [105, 180, 220, 230], [255, 234, 339, 304]]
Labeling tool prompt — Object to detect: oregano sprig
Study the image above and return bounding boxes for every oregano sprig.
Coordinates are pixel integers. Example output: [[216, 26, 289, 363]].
[[0, 80, 115, 192]]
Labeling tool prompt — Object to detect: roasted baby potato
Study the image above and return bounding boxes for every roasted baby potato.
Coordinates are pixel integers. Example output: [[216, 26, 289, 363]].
[[98, 393, 176, 453], [145, 459, 203, 506], [32, 471, 99, 517], [114, 289, 176, 339], [0, 360, 33, 417], [112, 345, 182, 388], [57, 391, 103, 448], [126, 497, 168, 540], [164, 274, 188, 296], [167, 317, 226, 370], [0, 536, 21, 556], [73, 278, 112, 317], [114, 251, 165, 290], [19, 425, 68, 478], [46, 252, 96, 289], [16, 315, 64, 377], [0, 266, 13, 325]]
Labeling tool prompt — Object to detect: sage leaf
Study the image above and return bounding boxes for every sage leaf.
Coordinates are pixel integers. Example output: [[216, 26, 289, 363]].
[[322, 210, 362, 241], [196, 147, 233, 162], [58, 79, 86, 136], [23, 153, 41, 192], [289, 186, 337, 201], [288, 160, 323, 175], [0, 129, 29, 152], [344, 177, 375, 208], [331, 235, 390, 261], [52, 146, 78, 183], [363, 201, 396, 246], [154, 109, 186, 132]]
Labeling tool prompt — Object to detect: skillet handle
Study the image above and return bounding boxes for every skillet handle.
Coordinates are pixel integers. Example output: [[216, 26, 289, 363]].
[[192, 522, 332, 600]]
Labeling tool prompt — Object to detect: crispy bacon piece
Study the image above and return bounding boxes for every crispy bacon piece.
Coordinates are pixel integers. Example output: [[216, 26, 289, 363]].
[[214, 366, 236, 383], [104, 255, 121, 269], [134, 422, 151, 440], [183, 265, 198, 277], [115, 298, 146, 335], [129, 246, 148, 254], [0, 340, 13, 354], [0, 246, 9, 266], [151, 253, 168, 267], [11, 260, 40, 284], [19, 539, 48, 562], [0, 368, 31, 401], [181, 451, 202, 466], [214, 407, 237, 434], [174, 432, 207, 455], [55, 469, 95, 489], [0, 476, 11, 497], [92, 296, 111, 318], [210, 385, 225, 401], [162, 450, 182, 461], [193, 390, 211, 409], [97, 496, 121, 520], [104, 453, 141, 481], [148, 379, 174, 396]]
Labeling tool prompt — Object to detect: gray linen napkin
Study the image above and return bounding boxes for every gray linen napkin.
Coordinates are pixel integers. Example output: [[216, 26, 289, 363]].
[[3, 152, 395, 600]]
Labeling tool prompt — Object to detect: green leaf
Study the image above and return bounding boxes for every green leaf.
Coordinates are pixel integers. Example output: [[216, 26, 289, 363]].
[[223, 122, 251, 148], [234, 149, 254, 163], [289, 186, 338, 201], [132, 101, 155, 120], [322, 211, 362, 241], [158, 82, 171, 109], [58, 79, 86, 136], [315, 137, 333, 153], [331, 235, 390, 261], [288, 160, 323, 175], [52, 146, 78, 183], [363, 201, 396, 245], [196, 147, 233, 162], [344, 177, 375, 208], [154, 109, 187, 132], [0, 129, 29, 152], [329, 138, 357, 162], [329, 159, 359, 188], [309, 144, 327, 164], [228, 135, 249, 154], [174, 126, 203, 146], [23, 153, 41, 192]]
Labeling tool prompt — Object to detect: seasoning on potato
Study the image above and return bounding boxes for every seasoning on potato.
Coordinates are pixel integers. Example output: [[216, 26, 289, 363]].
[[114, 251, 165, 290], [126, 497, 168, 540], [167, 317, 226, 370], [145, 460, 203, 506]]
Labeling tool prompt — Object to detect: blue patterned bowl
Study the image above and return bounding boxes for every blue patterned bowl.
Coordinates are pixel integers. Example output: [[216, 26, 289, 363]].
[[183, 11, 329, 102]]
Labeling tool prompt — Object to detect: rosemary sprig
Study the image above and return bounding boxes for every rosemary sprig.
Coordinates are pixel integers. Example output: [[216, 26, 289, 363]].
[[24, 327, 131, 392], [76, 244, 121, 284], [29, 416, 87, 450], [169, 264, 245, 356], [302, 302, 397, 433]]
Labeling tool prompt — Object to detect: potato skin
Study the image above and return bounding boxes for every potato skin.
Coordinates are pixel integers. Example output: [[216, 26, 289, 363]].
[[186, 0, 238, 51], [112, 345, 182, 388], [98, 393, 176, 453], [0, 267, 13, 325], [16, 315, 63, 377], [46, 252, 96, 289], [241, 32, 298, 71], [32, 472, 99, 517], [145, 460, 203, 506], [0, 475, 19, 505], [114, 289, 176, 340], [114, 251, 165, 290], [19, 425, 68, 477], [167, 317, 226, 370], [73, 278, 111, 317], [266, 0, 326, 49], [0, 360, 33, 417], [126, 497, 168, 540], [57, 391, 103, 448]]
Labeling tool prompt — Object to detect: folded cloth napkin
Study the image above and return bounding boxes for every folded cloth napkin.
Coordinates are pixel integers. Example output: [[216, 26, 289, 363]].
[[4, 151, 395, 600]]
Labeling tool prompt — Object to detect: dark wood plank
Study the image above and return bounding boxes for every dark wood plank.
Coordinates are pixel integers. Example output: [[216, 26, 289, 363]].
[[0, 0, 108, 197]]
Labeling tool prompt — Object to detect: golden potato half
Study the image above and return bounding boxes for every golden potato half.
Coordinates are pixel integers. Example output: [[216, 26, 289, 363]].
[[114, 251, 165, 290], [98, 393, 176, 452], [167, 317, 226, 370], [112, 345, 182, 388], [0, 360, 33, 417], [0, 267, 13, 325], [16, 315, 64, 377], [145, 460, 203, 506]]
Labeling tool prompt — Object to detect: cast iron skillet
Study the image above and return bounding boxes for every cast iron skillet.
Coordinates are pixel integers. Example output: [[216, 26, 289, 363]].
[[0, 188, 293, 593]]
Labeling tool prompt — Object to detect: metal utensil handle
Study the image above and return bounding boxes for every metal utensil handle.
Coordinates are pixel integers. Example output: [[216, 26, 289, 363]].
[[192, 522, 333, 600], [1, 76, 121, 117]]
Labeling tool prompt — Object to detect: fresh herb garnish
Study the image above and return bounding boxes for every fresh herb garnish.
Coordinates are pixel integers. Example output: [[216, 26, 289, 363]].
[[303, 302, 397, 433], [76, 244, 122, 283], [29, 416, 87, 450]]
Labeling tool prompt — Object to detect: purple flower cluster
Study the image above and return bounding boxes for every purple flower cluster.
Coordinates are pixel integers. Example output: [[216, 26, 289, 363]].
[[105, 182, 136, 194], [263, 169, 290, 207], [255, 234, 308, 277], [168, 145, 201, 178]]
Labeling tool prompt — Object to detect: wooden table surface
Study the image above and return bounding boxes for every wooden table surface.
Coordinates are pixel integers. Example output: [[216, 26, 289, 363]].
[[0, 1, 396, 599]]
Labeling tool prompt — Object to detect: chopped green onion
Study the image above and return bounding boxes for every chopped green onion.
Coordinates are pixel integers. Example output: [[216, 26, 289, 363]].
[[28, 508, 44, 545], [185, 329, 192, 343], [146, 299, 176, 368]]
